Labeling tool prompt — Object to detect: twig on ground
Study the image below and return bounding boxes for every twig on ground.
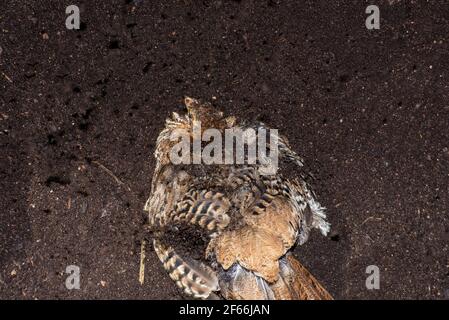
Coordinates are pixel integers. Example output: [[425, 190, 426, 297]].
[[139, 240, 146, 285], [1, 71, 13, 83], [360, 216, 382, 226], [92, 160, 131, 191]]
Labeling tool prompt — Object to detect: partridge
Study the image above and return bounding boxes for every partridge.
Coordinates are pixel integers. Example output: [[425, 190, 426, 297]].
[[144, 97, 332, 300]]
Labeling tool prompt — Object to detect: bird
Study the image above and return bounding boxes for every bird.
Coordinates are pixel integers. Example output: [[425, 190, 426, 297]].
[[144, 97, 333, 300]]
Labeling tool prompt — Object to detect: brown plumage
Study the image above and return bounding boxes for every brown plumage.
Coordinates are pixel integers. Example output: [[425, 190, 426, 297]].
[[144, 97, 332, 300]]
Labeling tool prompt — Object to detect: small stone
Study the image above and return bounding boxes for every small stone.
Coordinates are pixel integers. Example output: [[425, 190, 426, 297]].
[[11, 269, 17, 276], [42, 32, 49, 40], [100, 280, 106, 287]]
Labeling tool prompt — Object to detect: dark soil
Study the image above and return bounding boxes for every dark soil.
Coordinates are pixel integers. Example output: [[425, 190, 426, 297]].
[[1, 0, 448, 299]]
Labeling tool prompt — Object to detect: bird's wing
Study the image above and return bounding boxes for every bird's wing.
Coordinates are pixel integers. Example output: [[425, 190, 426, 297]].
[[171, 188, 231, 232], [211, 171, 332, 300], [213, 195, 300, 283], [150, 187, 233, 299], [241, 121, 305, 167]]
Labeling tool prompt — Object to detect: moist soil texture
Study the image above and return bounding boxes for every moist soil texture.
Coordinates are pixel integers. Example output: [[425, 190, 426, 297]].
[[0, 0, 448, 299]]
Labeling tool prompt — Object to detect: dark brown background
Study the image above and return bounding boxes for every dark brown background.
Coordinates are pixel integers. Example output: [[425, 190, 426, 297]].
[[0, 0, 448, 299]]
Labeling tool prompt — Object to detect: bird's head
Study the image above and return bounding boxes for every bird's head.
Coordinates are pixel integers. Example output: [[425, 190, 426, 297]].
[[155, 97, 237, 167], [184, 97, 236, 130]]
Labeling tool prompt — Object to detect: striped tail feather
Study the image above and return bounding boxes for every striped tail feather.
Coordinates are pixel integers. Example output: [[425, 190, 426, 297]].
[[219, 254, 333, 300], [271, 254, 333, 300], [153, 239, 219, 299]]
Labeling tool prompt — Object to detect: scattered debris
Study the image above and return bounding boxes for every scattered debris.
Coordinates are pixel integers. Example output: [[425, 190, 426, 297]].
[[92, 160, 130, 191], [360, 216, 382, 226], [1, 71, 13, 83], [139, 240, 146, 285], [80, 200, 88, 214], [100, 208, 109, 218]]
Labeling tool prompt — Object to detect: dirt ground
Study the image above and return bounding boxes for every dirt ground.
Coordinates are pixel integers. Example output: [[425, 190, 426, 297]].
[[0, 0, 448, 300]]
